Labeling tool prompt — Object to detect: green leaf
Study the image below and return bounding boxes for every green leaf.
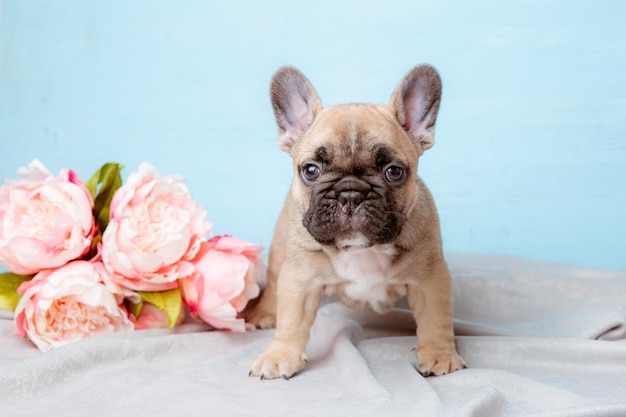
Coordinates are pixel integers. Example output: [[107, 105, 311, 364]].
[[0, 273, 32, 312], [85, 162, 124, 234], [137, 289, 183, 328]]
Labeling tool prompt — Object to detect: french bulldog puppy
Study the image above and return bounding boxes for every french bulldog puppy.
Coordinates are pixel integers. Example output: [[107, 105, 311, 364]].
[[248, 64, 465, 380]]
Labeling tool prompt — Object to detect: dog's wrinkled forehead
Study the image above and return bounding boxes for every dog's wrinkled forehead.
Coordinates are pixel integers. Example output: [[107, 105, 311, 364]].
[[297, 104, 418, 172]]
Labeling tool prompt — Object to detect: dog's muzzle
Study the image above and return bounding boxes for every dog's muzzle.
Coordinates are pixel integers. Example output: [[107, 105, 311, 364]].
[[303, 177, 403, 247]]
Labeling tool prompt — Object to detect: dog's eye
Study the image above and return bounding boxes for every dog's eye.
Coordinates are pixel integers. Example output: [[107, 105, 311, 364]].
[[301, 163, 322, 183], [385, 166, 404, 183]]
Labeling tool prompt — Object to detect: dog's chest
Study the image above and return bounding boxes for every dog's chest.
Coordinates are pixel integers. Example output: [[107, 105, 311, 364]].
[[325, 246, 406, 312]]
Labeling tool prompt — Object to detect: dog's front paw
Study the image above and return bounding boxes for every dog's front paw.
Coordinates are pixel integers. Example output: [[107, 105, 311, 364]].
[[249, 344, 308, 380], [246, 306, 276, 329], [415, 341, 466, 377]]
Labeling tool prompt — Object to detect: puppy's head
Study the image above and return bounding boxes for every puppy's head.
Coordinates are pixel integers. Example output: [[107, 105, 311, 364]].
[[270, 65, 442, 250]]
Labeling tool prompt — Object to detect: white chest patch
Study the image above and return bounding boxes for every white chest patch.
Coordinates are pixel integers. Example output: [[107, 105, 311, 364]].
[[327, 245, 400, 309]]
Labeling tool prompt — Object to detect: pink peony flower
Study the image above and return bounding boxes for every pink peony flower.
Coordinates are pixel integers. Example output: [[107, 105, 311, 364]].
[[131, 302, 171, 330], [102, 163, 211, 291], [14, 260, 136, 351], [179, 235, 263, 332], [0, 159, 95, 275]]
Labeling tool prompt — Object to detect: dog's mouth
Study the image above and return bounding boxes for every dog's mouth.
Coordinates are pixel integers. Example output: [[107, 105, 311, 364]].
[[335, 232, 372, 251]]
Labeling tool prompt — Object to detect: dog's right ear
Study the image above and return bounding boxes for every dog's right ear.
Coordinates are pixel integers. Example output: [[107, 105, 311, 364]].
[[389, 64, 442, 153], [270, 66, 323, 153]]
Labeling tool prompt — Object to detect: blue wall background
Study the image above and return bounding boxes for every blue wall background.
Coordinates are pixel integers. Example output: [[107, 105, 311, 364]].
[[1, 1, 624, 270]]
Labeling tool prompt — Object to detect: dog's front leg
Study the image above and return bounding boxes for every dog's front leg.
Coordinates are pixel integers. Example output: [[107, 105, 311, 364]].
[[407, 257, 466, 376], [249, 261, 322, 380]]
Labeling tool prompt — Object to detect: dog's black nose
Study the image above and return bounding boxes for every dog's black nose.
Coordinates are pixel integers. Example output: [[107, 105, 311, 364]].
[[334, 177, 371, 212], [338, 190, 363, 207]]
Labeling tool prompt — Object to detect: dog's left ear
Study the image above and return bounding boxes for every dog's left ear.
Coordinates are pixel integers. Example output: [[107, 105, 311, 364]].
[[270, 66, 323, 154], [389, 64, 442, 152]]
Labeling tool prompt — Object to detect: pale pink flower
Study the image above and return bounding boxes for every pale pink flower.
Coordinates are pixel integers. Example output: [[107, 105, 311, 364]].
[[14, 260, 136, 351], [131, 302, 171, 330], [0, 159, 95, 275], [179, 235, 263, 332], [102, 163, 211, 291]]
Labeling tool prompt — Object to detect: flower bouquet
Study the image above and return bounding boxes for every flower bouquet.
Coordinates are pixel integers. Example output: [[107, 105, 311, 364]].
[[0, 160, 263, 351]]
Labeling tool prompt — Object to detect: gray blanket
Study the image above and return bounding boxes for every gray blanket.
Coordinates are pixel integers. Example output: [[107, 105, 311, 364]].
[[1, 253, 625, 417]]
